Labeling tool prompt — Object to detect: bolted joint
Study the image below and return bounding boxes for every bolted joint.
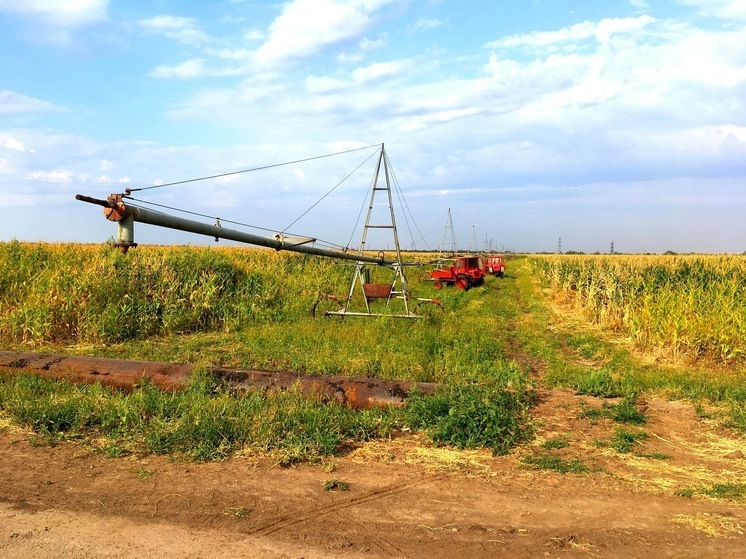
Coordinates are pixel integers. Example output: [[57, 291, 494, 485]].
[[104, 193, 128, 222]]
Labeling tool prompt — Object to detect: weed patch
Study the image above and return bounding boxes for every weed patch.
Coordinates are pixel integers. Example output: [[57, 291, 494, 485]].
[[540, 435, 570, 450], [522, 454, 599, 474], [609, 427, 649, 453], [579, 396, 646, 425], [323, 479, 350, 491], [405, 384, 534, 456]]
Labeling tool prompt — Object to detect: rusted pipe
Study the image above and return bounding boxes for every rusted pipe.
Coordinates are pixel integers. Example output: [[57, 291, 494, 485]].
[[0, 351, 436, 409]]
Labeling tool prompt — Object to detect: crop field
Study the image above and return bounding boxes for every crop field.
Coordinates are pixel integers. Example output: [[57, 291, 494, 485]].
[[530, 254, 746, 364], [1, 242, 745, 558], [0, 241, 534, 462]]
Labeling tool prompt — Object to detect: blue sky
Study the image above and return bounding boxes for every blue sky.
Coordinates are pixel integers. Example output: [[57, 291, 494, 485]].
[[1, 0, 745, 253]]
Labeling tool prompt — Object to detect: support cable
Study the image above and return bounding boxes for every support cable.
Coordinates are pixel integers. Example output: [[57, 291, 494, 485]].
[[280, 146, 381, 235], [125, 144, 381, 193], [383, 151, 431, 252]]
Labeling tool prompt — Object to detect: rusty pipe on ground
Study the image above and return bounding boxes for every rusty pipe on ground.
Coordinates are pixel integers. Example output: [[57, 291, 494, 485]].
[[0, 351, 436, 409]]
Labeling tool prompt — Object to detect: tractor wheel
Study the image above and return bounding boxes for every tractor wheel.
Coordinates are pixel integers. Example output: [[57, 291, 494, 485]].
[[433, 280, 443, 289], [456, 277, 469, 290], [498, 271, 504, 279]]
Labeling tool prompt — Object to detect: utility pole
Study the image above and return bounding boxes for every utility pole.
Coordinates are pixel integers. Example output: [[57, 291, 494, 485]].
[[558, 237, 562, 254], [610, 240, 615, 254]]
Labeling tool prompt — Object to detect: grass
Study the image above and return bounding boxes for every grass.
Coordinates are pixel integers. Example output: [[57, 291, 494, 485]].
[[0, 242, 539, 462], [323, 479, 350, 491], [0, 372, 399, 463], [405, 383, 534, 455], [701, 483, 746, 501], [675, 483, 746, 502], [540, 435, 570, 450], [522, 454, 600, 474], [1, 243, 745, 465], [223, 507, 250, 518], [579, 397, 647, 425], [609, 427, 649, 453]]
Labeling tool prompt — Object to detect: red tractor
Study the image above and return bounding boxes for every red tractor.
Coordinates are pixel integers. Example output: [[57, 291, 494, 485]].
[[485, 254, 505, 278], [430, 255, 486, 290]]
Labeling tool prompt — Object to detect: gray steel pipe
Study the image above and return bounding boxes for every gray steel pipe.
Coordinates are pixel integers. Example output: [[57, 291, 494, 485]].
[[76, 194, 400, 266]]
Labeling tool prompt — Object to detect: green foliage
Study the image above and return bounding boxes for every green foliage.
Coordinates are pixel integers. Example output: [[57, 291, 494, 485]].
[[540, 435, 570, 450], [701, 483, 746, 501], [608, 396, 647, 425], [574, 369, 623, 398], [727, 400, 746, 431], [0, 373, 397, 463], [0, 243, 350, 344], [579, 396, 647, 425], [405, 384, 534, 455], [522, 454, 599, 474], [609, 427, 649, 453], [674, 484, 746, 501], [323, 479, 350, 491]]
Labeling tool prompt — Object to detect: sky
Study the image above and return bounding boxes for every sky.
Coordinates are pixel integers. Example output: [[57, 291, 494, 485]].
[[1, 0, 745, 254]]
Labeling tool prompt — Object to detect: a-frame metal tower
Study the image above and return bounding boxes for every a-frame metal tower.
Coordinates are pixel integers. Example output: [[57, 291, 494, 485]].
[[437, 208, 458, 258], [326, 145, 416, 318]]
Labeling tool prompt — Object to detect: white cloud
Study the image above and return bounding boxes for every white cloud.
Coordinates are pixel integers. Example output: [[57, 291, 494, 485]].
[[95, 175, 130, 184], [306, 76, 348, 93], [352, 60, 412, 82], [360, 35, 387, 51], [151, 59, 208, 79], [409, 17, 444, 33], [0, 90, 58, 114], [0, 0, 108, 27], [139, 15, 210, 46], [487, 16, 656, 50], [678, 0, 746, 20], [255, 0, 396, 65], [3, 138, 36, 153], [27, 169, 73, 183]]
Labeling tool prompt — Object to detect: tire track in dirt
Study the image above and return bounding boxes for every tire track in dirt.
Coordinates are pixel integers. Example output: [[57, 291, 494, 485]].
[[247, 474, 444, 540]]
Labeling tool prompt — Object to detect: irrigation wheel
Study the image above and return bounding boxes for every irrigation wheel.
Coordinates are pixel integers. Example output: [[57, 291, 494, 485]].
[[312, 294, 346, 317], [413, 298, 444, 318]]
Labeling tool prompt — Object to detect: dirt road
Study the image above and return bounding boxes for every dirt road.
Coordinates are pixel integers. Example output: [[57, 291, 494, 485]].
[[2, 390, 744, 558]]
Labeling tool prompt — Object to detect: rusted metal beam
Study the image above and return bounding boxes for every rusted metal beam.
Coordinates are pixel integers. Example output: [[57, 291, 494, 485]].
[[0, 351, 436, 409]]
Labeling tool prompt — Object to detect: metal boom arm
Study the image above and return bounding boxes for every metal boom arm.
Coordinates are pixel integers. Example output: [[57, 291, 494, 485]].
[[75, 193, 398, 266]]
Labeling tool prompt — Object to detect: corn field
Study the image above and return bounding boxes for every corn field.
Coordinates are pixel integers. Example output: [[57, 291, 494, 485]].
[[0, 240, 351, 344], [530, 255, 746, 363]]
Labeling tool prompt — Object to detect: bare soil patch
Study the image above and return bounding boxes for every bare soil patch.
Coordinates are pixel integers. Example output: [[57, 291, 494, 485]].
[[2, 390, 745, 558]]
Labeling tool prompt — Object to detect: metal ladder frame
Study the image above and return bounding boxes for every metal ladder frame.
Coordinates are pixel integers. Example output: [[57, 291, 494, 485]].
[[326, 145, 416, 318]]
